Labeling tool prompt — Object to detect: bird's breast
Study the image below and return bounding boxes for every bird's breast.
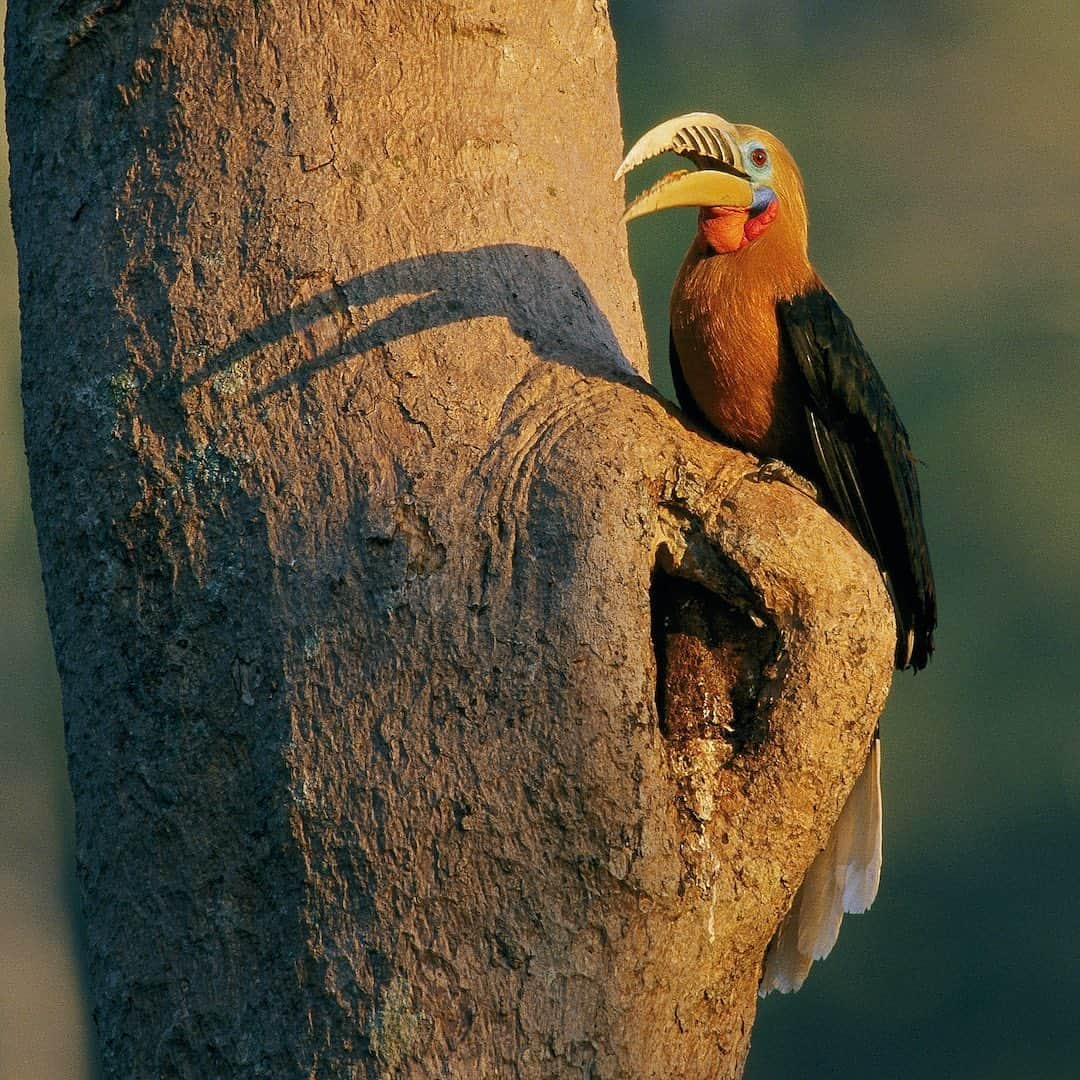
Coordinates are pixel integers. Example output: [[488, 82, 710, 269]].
[[671, 306, 779, 450], [669, 251, 818, 470]]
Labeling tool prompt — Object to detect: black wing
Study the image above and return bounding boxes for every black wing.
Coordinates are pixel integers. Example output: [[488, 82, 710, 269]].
[[777, 289, 936, 670]]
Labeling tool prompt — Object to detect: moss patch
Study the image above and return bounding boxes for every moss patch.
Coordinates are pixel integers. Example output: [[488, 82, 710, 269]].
[[367, 976, 422, 1074]]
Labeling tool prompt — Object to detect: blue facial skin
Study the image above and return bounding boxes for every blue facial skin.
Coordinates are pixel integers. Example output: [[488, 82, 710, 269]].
[[750, 186, 778, 216], [742, 139, 776, 215]]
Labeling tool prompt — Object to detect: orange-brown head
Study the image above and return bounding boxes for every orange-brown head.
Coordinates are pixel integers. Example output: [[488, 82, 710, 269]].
[[616, 113, 812, 294]]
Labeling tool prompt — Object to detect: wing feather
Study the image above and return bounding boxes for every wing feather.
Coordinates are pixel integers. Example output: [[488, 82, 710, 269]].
[[778, 290, 936, 669]]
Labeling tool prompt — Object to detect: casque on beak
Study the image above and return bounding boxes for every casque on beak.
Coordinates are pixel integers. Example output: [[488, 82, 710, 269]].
[[615, 112, 754, 224]]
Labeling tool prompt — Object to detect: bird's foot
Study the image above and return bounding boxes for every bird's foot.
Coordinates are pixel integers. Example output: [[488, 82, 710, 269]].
[[745, 459, 818, 501]]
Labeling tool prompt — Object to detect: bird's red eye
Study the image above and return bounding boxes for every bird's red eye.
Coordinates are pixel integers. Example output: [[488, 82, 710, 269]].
[[750, 147, 769, 169]]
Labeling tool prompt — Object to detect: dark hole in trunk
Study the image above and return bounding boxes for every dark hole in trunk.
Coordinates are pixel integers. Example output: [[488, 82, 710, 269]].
[[650, 566, 779, 753]]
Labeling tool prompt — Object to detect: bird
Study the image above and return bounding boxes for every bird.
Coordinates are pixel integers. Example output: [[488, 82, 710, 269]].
[[616, 113, 936, 994]]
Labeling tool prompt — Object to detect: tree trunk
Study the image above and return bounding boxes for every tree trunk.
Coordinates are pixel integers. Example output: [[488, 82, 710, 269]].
[[6, 2, 894, 1076]]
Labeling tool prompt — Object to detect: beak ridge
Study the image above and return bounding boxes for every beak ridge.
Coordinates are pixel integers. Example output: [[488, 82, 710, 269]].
[[614, 111, 746, 181]]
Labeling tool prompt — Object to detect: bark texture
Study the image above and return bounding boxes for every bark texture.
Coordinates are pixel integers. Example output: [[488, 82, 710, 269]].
[[6, 2, 894, 1076]]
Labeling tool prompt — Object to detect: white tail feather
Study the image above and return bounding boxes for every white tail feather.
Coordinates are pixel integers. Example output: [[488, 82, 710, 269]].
[[842, 738, 883, 913], [759, 739, 883, 995]]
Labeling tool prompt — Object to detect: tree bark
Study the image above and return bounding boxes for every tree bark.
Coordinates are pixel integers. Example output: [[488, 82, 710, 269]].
[[6, 2, 894, 1076]]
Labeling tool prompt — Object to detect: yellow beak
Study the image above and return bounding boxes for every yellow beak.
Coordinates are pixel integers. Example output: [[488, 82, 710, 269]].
[[616, 111, 754, 223], [620, 169, 753, 224]]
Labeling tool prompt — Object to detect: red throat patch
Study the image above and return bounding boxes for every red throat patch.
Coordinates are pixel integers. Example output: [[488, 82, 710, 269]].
[[697, 206, 750, 254], [697, 198, 779, 254], [744, 197, 779, 243]]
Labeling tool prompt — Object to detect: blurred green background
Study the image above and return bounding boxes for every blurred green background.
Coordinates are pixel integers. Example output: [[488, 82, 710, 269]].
[[1, 1, 1076, 1076]]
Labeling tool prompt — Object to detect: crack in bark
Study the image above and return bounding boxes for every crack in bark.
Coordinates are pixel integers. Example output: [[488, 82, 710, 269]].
[[61, 0, 131, 50]]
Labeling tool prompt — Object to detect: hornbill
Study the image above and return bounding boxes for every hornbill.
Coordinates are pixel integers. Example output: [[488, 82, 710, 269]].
[[617, 114, 936, 994]]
